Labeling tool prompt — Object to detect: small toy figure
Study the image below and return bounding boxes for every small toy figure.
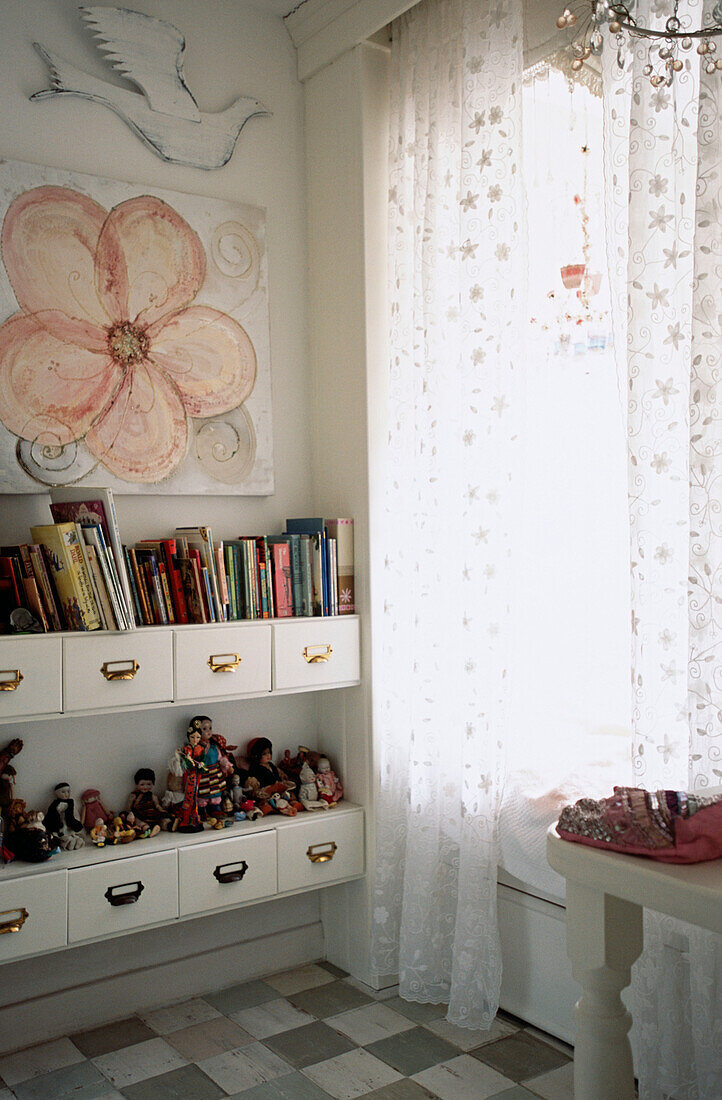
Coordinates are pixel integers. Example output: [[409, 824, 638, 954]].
[[90, 818, 108, 846], [247, 737, 283, 787], [174, 719, 208, 832], [194, 716, 236, 822], [80, 788, 113, 831], [0, 738, 23, 814], [108, 815, 135, 843], [126, 768, 169, 834], [268, 790, 298, 816], [45, 783, 85, 849], [299, 761, 329, 811], [161, 751, 185, 821], [315, 757, 343, 806], [5, 801, 56, 862]]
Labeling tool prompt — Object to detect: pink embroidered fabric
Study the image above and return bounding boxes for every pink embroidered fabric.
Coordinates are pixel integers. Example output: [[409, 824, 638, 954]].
[[556, 787, 722, 863]]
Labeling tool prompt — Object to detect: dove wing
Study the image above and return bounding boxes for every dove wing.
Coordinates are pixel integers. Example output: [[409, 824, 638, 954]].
[[80, 6, 201, 122]]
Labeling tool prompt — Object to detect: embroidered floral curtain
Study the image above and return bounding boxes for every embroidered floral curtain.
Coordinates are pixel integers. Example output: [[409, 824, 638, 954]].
[[369, 0, 525, 1028], [603, 0, 722, 1094]]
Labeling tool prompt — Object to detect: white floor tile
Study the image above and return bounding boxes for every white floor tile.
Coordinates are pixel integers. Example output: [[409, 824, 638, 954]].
[[265, 965, 337, 996], [328, 1002, 416, 1046], [526, 1059, 575, 1099], [93, 1036, 187, 1088], [425, 1014, 517, 1051], [230, 998, 316, 1039], [199, 1041, 293, 1093], [0, 1038, 85, 1086], [302, 1047, 404, 1099], [413, 1054, 516, 1100], [140, 997, 222, 1035]]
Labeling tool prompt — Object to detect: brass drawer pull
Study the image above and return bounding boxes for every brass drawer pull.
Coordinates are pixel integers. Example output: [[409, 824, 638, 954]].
[[307, 842, 337, 864], [104, 881, 145, 906], [213, 860, 248, 884], [0, 908, 28, 934], [101, 659, 140, 681], [207, 653, 242, 673], [303, 645, 333, 664], [0, 670, 23, 692]]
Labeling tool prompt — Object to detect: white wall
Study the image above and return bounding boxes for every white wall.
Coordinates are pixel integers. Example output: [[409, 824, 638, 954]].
[[0, 0, 327, 1032]]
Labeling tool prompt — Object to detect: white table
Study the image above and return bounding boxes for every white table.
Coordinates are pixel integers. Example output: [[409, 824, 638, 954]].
[[547, 825, 722, 1100]]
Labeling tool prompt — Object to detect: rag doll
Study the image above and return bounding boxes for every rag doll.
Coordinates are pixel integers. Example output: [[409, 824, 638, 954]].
[[45, 783, 85, 849], [126, 768, 169, 834], [299, 761, 329, 810], [80, 788, 112, 831], [315, 757, 343, 806]]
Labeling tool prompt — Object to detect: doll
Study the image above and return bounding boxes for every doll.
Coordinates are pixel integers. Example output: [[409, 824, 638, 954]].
[[247, 737, 283, 788], [126, 768, 169, 834], [161, 751, 185, 821], [0, 738, 23, 814], [229, 773, 245, 811], [315, 757, 343, 806], [194, 717, 236, 822], [5, 801, 56, 862], [174, 720, 208, 832], [45, 783, 85, 849], [80, 788, 112, 831], [90, 818, 108, 846], [299, 761, 329, 810]]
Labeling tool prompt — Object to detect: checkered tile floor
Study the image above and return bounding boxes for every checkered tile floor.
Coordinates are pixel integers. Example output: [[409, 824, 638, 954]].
[[0, 962, 574, 1099]]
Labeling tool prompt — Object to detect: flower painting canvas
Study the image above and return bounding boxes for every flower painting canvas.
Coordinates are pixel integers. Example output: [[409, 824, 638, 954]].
[[0, 158, 273, 494]]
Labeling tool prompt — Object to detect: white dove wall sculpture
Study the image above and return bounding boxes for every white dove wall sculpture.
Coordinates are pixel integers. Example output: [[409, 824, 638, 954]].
[[31, 6, 271, 170]]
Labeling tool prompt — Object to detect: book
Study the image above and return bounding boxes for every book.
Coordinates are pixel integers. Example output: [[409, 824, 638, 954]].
[[127, 547, 153, 625], [309, 533, 325, 616], [325, 519, 354, 614], [214, 546, 230, 620], [286, 518, 330, 616], [123, 547, 145, 625], [328, 536, 338, 614], [28, 544, 63, 631], [177, 557, 205, 624], [299, 534, 313, 616], [29, 523, 102, 631], [268, 538, 293, 617], [286, 534, 304, 616], [49, 488, 135, 627], [74, 523, 112, 631], [175, 527, 223, 621], [83, 525, 127, 629], [85, 545, 115, 630]]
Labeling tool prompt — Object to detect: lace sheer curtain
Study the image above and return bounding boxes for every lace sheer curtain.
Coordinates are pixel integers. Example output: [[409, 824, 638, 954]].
[[603, 1, 722, 1095], [369, 0, 525, 1028]]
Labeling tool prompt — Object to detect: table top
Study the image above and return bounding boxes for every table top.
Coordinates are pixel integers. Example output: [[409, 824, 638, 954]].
[[547, 825, 722, 934]]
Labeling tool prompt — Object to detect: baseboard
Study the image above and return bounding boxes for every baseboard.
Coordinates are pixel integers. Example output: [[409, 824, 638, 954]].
[[0, 919, 324, 1055]]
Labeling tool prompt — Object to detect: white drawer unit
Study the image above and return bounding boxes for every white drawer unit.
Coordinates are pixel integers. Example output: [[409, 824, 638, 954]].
[[273, 617, 360, 691], [0, 635, 62, 718], [174, 623, 272, 702], [63, 630, 174, 712], [277, 809, 364, 893], [178, 828, 277, 917], [0, 870, 67, 963], [67, 849, 178, 943]]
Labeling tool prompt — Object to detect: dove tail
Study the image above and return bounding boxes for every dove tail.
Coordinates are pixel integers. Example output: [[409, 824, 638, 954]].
[[30, 42, 107, 103]]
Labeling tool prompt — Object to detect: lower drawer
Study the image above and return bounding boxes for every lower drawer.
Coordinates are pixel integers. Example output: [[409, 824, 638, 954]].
[[68, 850, 178, 943], [0, 870, 67, 962], [277, 810, 364, 893], [179, 830, 277, 917]]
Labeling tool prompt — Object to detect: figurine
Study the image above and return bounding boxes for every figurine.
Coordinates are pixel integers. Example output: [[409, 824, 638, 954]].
[[126, 768, 169, 834], [0, 738, 23, 814], [315, 757, 343, 806], [174, 719, 208, 832], [162, 751, 185, 819], [5, 801, 56, 862], [194, 716, 236, 822], [247, 737, 283, 787], [299, 761, 329, 811], [229, 773, 245, 811], [108, 815, 135, 844], [80, 788, 113, 831], [268, 789, 298, 816], [45, 783, 85, 849], [90, 818, 108, 846]]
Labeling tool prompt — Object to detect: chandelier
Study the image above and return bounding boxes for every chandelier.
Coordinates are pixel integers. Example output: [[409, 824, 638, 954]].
[[557, 1, 722, 86]]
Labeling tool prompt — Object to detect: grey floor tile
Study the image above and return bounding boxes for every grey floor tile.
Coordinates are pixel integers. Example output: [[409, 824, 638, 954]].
[[425, 1015, 516, 1052], [0, 1038, 85, 1087], [523, 1059, 574, 1099], [230, 998, 316, 1040], [230, 1070, 334, 1098], [205, 980, 278, 1015], [472, 1032, 571, 1083], [198, 1042, 293, 1093], [263, 1020, 356, 1069], [365, 1025, 458, 1077], [328, 1002, 415, 1046], [486, 1088, 539, 1100], [164, 1016, 252, 1061], [140, 999, 222, 1036], [12, 1059, 121, 1100], [317, 961, 349, 980], [289, 981, 373, 1019], [265, 965, 336, 997], [73, 1018, 157, 1058], [93, 1037, 187, 1089], [383, 997, 448, 1025], [120, 1062, 225, 1100], [413, 1054, 516, 1100], [363, 1080, 437, 1099]]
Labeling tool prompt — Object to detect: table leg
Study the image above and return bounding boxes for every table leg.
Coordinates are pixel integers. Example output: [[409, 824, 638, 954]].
[[565, 882, 644, 1100]]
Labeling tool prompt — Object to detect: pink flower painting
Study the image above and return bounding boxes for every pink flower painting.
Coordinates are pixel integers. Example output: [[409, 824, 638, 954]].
[[0, 183, 258, 484]]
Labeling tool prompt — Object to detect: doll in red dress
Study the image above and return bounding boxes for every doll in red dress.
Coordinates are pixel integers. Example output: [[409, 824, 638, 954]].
[[174, 721, 208, 832]]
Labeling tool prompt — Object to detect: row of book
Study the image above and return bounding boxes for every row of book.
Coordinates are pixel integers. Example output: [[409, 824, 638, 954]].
[[0, 491, 355, 633]]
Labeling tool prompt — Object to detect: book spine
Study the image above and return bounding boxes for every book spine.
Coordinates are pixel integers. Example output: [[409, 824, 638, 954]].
[[18, 546, 49, 631], [102, 487, 136, 627], [232, 545, 244, 619], [224, 546, 237, 620], [147, 555, 168, 625], [287, 534, 303, 616], [214, 546, 230, 620], [310, 533, 324, 617], [263, 538, 275, 618], [128, 548, 152, 625], [160, 540, 188, 625], [300, 535, 313, 617], [271, 542, 293, 617], [123, 547, 145, 626], [29, 545, 63, 631], [86, 528, 124, 629], [243, 539, 257, 619], [326, 519, 355, 614], [157, 563, 176, 624], [86, 546, 116, 631], [75, 524, 108, 631], [189, 557, 208, 623], [201, 567, 215, 622], [328, 537, 338, 615], [322, 532, 330, 616]]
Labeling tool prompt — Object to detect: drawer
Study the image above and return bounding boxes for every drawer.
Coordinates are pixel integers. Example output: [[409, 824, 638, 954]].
[[63, 630, 173, 712], [0, 636, 62, 718], [179, 829, 277, 917], [68, 850, 177, 943], [0, 870, 67, 962], [277, 810, 364, 893], [273, 617, 359, 691], [174, 624, 272, 702]]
